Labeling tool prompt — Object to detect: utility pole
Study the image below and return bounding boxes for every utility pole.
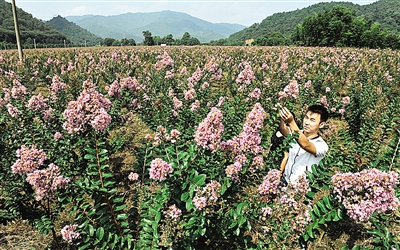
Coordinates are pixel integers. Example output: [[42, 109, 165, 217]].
[[11, 0, 23, 62]]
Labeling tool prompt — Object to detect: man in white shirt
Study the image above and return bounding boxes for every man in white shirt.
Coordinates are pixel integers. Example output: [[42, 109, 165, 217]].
[[278, 104, 329, 184]]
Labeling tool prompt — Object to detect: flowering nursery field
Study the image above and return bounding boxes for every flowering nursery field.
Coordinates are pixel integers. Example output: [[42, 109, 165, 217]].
[[0, 45, 399, 249]]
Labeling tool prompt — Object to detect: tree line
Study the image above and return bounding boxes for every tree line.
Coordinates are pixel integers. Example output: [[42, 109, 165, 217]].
[[1, 1, 400, 49], [212, 6, 400, 49]]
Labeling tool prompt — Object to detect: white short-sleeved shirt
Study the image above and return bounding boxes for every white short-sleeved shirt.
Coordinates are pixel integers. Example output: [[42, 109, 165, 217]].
[[283, 135, 328, 183]]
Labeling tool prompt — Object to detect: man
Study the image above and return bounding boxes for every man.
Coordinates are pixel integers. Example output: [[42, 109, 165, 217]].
[[278, 104, 329, 184]]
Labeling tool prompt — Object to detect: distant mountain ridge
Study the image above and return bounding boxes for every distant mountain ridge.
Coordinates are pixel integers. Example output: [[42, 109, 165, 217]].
[[0, 0, 69, 47], [65, 10, 247, 43], [47, 16, 103, 46], [226, 0, 400, 45]]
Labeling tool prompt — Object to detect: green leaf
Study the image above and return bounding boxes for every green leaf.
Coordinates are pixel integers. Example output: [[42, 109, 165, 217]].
[[79, 243, 91, 250], [117, 214, 128, 220], [99, 149, 108, 155], [307, 225, 314, 238], [181, 192, 189, 201], [102, 172, 113, 178], [104, 180, 116, 187], [84, 154, 96, 160], [187, 217, 197, 226], [238, 215, 247, 226], [367, 229, 384, 237], [96, 227, 105, 241], [88, 224, 95, 237], [114, 204, 126, 211], [186, 199, 194, 210], [192, 174, 206, 186], [306, 191, 316, 199], [236, 202, 247, 214], [178, 151, 188, 160], [313, 204, 321, 217], [143, 226, 153, 232], [323, 196, 333, 209], [334, 208, 343, 221], [317, 200, 328, 214], [220, 184, 227, 195], [229, 220, 237, 229]]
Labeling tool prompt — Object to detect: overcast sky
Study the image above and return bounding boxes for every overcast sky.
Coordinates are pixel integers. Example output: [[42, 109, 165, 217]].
[[8, 0, 378, 26]]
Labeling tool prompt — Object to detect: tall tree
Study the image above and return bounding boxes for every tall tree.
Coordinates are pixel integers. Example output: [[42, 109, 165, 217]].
[[142, 30, 154, 46], [181, 32, 191, 45]]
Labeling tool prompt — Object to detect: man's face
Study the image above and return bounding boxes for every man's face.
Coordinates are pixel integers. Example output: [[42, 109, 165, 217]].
[[303, 111, 324, 134]]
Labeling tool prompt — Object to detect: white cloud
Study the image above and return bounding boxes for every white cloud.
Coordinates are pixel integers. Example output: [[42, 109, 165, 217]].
[[65, 6, 91, 16], [9, 0, 379, 25]]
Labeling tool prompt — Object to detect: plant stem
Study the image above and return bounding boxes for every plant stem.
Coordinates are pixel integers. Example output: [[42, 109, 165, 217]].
[[389, 137, 400, 171], [94, 133, 123, 237]]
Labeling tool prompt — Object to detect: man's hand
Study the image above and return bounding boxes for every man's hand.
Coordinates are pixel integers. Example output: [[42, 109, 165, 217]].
[[279, 106, 294, 125]]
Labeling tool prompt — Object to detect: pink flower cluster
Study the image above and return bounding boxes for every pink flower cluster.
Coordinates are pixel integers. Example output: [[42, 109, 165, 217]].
[[106, 77, 142, 98], [259, 174, 311, 235], [184, 88, 196, 100], [11, 79, 28, 99], [261, 206, 273, 217], [248, 88, 261, 100], [173, 96, 183, 109], [225, 162, 243, 180], [6, 103, 20, 117], [193, 196, 207, 210], [251, 155, 264, 169], [258, 169, 281, 202], [187, 67, 203, 85], [54, 132, 62, 141], [204, 57, 219, 73], [11, 145, 47, 175], [26, 94, 48, 111], [279, 175, 310, 209], [191, 100, 200, 111], [194, 107, 224, 151], [0, 88, 10, 107], [128, 172, 139, 181], [165, 204, 182, 220], [236, 63, 254, 85], [204, 57, 223, 81], [62, 80, 112, 134], [222, 103, 266, 155], [155, 51, 174, 70], [278, 79, 299, 100], [332, 168, 400, 222], [341, 96, 351, 106], [149, 158, 173, 181], [152, 126, 181, 145], [61, 224, 80, 243], [49, 75, 67, 101], [26, 163, 70, 201], [193, 180, 221, 210]]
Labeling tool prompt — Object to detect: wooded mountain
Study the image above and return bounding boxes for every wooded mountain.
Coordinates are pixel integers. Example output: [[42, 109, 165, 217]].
[[46, 16, 103, 46], [0, 0, 69, 48], [65, 11, 247, 43], [226, 0, 400, 45]]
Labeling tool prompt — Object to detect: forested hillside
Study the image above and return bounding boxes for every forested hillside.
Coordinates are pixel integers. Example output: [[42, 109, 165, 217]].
[[46, 16, 103, 46], [0, 0, 70, 49], [66, 10, 247, 43], [226, 0, 400, 45]]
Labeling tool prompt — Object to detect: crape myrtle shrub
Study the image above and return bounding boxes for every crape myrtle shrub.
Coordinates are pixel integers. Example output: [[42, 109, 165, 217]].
[[0, 46, 399, 249]]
